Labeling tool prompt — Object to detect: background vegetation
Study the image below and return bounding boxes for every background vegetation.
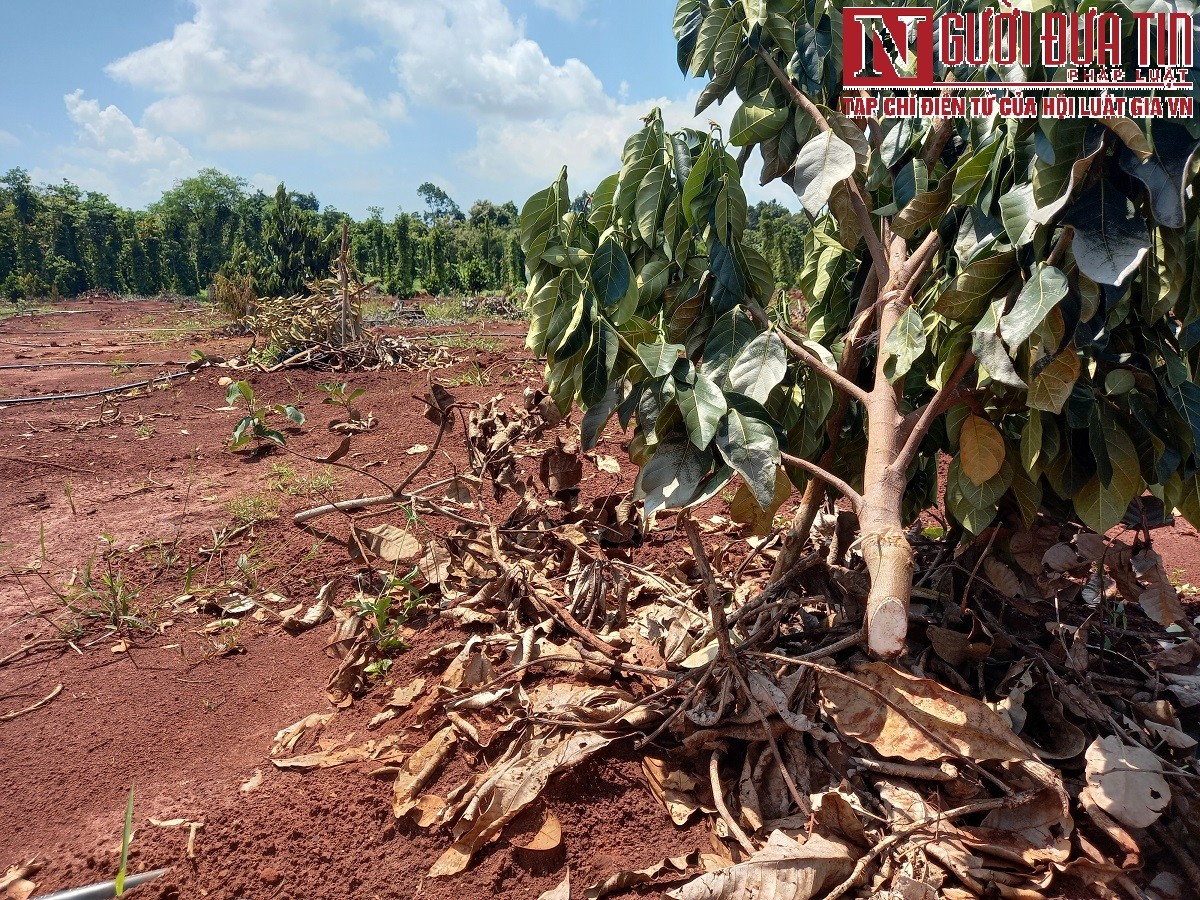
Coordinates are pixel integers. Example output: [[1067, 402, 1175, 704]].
[[0, 167, 808, 303]]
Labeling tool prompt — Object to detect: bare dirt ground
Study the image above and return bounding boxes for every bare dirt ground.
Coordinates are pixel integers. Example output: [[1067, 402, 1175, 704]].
[[3, 296, 1199, 900], [0, 297, 706, 900]]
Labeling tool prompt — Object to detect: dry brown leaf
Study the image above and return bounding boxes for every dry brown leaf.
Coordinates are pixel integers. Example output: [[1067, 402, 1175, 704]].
[[1042, 543, 1083, 573], [983, 558, 1022, 598], [1132, 549, 1186, 627], [1074, 532, 1108, 562], [280, 581, 334, 633], [539, 870, 571, 900], [729, 473, 792, 537], [240, 769, 263, 793], [1145, 720, 1198, 750], [508, 806, 563, 851], [643, 756, 704, 826], [1084, 737, 1171, 829], [819, 663, 1031, 762], [357, 525, 422, 563], [585, 853, 699, 900], [271, 712, 335, 756], [394, 726, 457, 818], [665, 832, 856, 900], [430, 730, 614, 877], [271, 734, 388, 771], [418, 542, 452, 585], [1, 860, 40, 900], [595, 455, 621, 475]]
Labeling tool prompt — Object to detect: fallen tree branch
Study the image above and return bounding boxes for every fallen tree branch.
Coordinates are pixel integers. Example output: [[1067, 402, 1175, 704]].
[[824, 788, 1041, 900]]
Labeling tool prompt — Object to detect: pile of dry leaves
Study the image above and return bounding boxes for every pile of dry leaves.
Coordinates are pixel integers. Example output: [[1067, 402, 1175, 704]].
[[252, 387, 1198, 900]]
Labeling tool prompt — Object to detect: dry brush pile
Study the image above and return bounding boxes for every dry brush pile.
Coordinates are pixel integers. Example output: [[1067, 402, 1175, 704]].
[[248, 384, 1200, 900]]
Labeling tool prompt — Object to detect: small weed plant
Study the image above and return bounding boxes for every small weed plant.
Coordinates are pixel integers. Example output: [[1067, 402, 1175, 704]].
[[225, 380, 304, 451]]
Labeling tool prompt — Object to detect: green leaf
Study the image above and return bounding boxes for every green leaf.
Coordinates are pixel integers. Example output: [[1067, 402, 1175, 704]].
[[526, 272, 563, 355], [727, 332, 786, 404], [714, 179, 748, 244], [936, 251, 1017, 323], [892, 174, 955, 240], [1164, 379, 1200, 453], [951, 134, 1003, 208], [678, 372, 727, 448], [1074, 419, 1142, 533], [791, 131, 857, 216], [638, 342, 687, 377], [115, 785, 135, 897], [639, 437, 714, 521], [581, 320, 619, 407], [636, 164, 673, 245], [709, 240, 746, 315], [882, 307, 925, 382], [973, 301, 1027, 390], [999, 265, 1069, 350], [704, 306, 759, 384], [1064, 180, 1151, 288], [581, 380, 622, 451], [520, 181, 559, 253], [716, 402, 780, 509], [683, 143, 714, 227], [946, 458, 1014, 536], [280, 405, 305, 426], [730, 99, 787, 147], [547, 287, 587, 357], [590, 238, 632, 308]]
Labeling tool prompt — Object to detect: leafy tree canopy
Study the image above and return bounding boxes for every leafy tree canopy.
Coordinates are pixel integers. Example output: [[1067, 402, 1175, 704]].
[[521, 0, 1200, 656]]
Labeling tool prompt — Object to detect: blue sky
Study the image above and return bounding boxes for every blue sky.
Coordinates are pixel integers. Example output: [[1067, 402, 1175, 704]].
[[0, 0, 794, 217]]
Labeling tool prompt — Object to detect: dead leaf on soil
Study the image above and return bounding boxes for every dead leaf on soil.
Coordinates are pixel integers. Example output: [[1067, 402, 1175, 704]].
[[508, 804, 562, 851], [665, 832, 856, 900], [538, 870, 571, 900], [240, 769, 264, 793], [1, 859, 40, 900], [819, 662, 1031, 762], [1132, 549, 1186, 627], [356, 525, 422, 564], [586, 852, 700, 900], [594, 455, 621, 475], [394, 726, 458, 818], [1084, 736, 1171, 829], [280, 581, 335, 633], [271, 712, 335, 756], [429, 729, 614, 877], [643, 756, 705, 826]]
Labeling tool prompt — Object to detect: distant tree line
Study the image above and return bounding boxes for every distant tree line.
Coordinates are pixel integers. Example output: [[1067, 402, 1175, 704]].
[[0, 167, 807, 302], [0, 168, 527, 301]]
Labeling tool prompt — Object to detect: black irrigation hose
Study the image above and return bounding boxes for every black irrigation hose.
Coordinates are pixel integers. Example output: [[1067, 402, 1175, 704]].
[[0, 361, 192, 371], [0, 370, 196, 406]]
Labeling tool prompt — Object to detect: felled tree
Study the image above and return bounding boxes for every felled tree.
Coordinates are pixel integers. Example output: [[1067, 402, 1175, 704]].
[[520, 0, 1200, 657]]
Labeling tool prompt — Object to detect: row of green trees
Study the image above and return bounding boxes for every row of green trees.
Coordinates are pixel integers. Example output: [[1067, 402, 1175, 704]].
[[0, 167, 808, 303]]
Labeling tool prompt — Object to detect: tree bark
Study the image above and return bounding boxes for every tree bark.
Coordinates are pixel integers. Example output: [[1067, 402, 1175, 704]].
[[860, 293, 915, 659]]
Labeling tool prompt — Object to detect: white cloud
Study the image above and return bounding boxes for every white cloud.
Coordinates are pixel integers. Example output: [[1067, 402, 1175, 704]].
[[355, 0, 607, 120], [33, 91, 200, 206], [0, 129, 18, 147], [532, 0, 589, 22], [105, 0, 392, 151]]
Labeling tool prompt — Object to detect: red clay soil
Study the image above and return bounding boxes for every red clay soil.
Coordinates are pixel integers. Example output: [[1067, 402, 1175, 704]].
[[0, 298, 706, 900], [2, 297, 1199, 900]]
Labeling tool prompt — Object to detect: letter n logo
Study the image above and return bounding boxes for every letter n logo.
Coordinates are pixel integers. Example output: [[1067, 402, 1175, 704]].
[[843, 8, 935, 87]]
